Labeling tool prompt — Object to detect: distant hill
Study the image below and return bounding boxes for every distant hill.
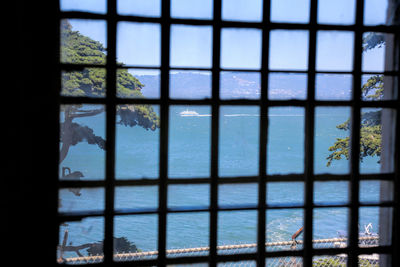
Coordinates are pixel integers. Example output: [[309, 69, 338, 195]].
[[137, 72, 354, 100]]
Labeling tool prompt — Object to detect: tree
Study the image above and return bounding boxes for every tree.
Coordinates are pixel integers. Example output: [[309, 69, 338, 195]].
[[59, 20, 160, 169], [58, 20, 159, 256], [326, 33, 385, 167]]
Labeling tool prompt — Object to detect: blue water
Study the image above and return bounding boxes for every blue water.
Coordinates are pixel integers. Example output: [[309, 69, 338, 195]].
[[59, 106, 382, 256]]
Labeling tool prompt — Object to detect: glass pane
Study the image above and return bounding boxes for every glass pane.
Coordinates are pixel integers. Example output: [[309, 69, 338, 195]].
[[364, 0, 389, 25], [114, 215, 158, 260], [359, 108, 383, 174], [316, 31, 354, 71], [60, 0, 106, 14], [313, 208, 349, 248], [170, 71, 212, 99], [360, 180, 380, 204], [267, 257, 302, 266], [315, 107, 351, 174], [171, 0, 213, 19], [219, 106, 259, 177], [58, 217, 104, 264], [314, 181, 349, 205], [221, 28, 262, 69], [218, 183, 258, 207], [317, 0, 356, 25], [218, 261, 255, 267], [359, 207, 392, 247], [117, 22, 161, 67], [268, 73, 307, 100], [266, 209, 304, 251], [363, 33, 393, 72], [61, 68, 106, 98], [217, 261, 257, 267], [170, 25, 212, 68], [117, 0, 161, 17], [362, 75, 398, 101], [267, 182, 304, 206], [313, 256, 347, 266], [117, 69, 160, 99], [222, 0, 262, 22], [115, 105, 160, 179], [267, 107, 305, 175], [220, 71, 260, 100], [365, 108, 397, 175], [271, 0, 310, 23], [61, 19, 107, 65], [115, 186, 158, 210], [315, 74, 352, 100], [59, 188, 104, 213], [169, 106, 211, 178], [269, 30, 309, 71], [167, 212, 209, 257], [360, 180, 393, 204], [168, 184, 210, 208], [359, 254, 385, 267], [218, 211, 257, 254], [60, 104, 105, 180]]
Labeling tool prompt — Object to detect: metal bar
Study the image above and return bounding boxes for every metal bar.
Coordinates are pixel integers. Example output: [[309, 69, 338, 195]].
[[58, 200, 397, 224], [258, 0, 271, 266], [59, 11, 400, 32], [210, 1, 222, 266], [59, 96, 400, 109], [348, 0, 364, 266], [303, 0, 318, 265], [59, 62, 400, 76], [104, 0, 117, 264], [158, 0, 171, 266], [57, 172, 397, 189]]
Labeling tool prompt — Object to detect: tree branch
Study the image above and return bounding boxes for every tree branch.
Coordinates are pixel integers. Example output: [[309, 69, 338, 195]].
[[69, 108, 105, 119]]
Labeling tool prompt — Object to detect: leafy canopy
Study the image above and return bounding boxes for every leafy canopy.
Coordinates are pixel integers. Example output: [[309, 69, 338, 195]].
[[59, 20, 160, 165], [60, 20, 159, 129], [326, 33, 385, 167]]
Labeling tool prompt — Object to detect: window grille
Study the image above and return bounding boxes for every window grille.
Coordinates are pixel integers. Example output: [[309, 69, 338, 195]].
[[56, 0, 400, 266]]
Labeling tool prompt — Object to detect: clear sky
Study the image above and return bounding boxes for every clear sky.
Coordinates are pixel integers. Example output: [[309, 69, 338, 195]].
[[61, 0, 388, 73]]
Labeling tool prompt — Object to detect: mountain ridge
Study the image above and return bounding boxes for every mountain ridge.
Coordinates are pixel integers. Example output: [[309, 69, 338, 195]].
[[137, 72, 354, 100]]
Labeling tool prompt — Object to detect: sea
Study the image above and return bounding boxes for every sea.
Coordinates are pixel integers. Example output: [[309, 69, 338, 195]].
[[59, 105, 382, 257]]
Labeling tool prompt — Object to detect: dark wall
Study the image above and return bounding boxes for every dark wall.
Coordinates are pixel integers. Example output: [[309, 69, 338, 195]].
[[6, 1, 59, 265]]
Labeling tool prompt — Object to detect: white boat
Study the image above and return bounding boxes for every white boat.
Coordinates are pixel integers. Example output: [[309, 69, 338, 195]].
[[180, 109, 199, 116]]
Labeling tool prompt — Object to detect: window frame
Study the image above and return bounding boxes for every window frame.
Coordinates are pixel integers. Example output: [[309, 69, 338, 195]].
[[55, 0, 400, 266]]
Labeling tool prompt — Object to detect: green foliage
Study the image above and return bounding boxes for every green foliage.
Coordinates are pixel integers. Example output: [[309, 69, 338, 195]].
[[326, 122, 382, 167], [117, 104, 160, 130], [325, 33, 387, 167], [59, 19, 159, 134], [326, 75, 383, 167], [61, 20, 106, 65], [362, 75, 384, 100], [60, 20, 145, 99], [326, 136, 350, 166]]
